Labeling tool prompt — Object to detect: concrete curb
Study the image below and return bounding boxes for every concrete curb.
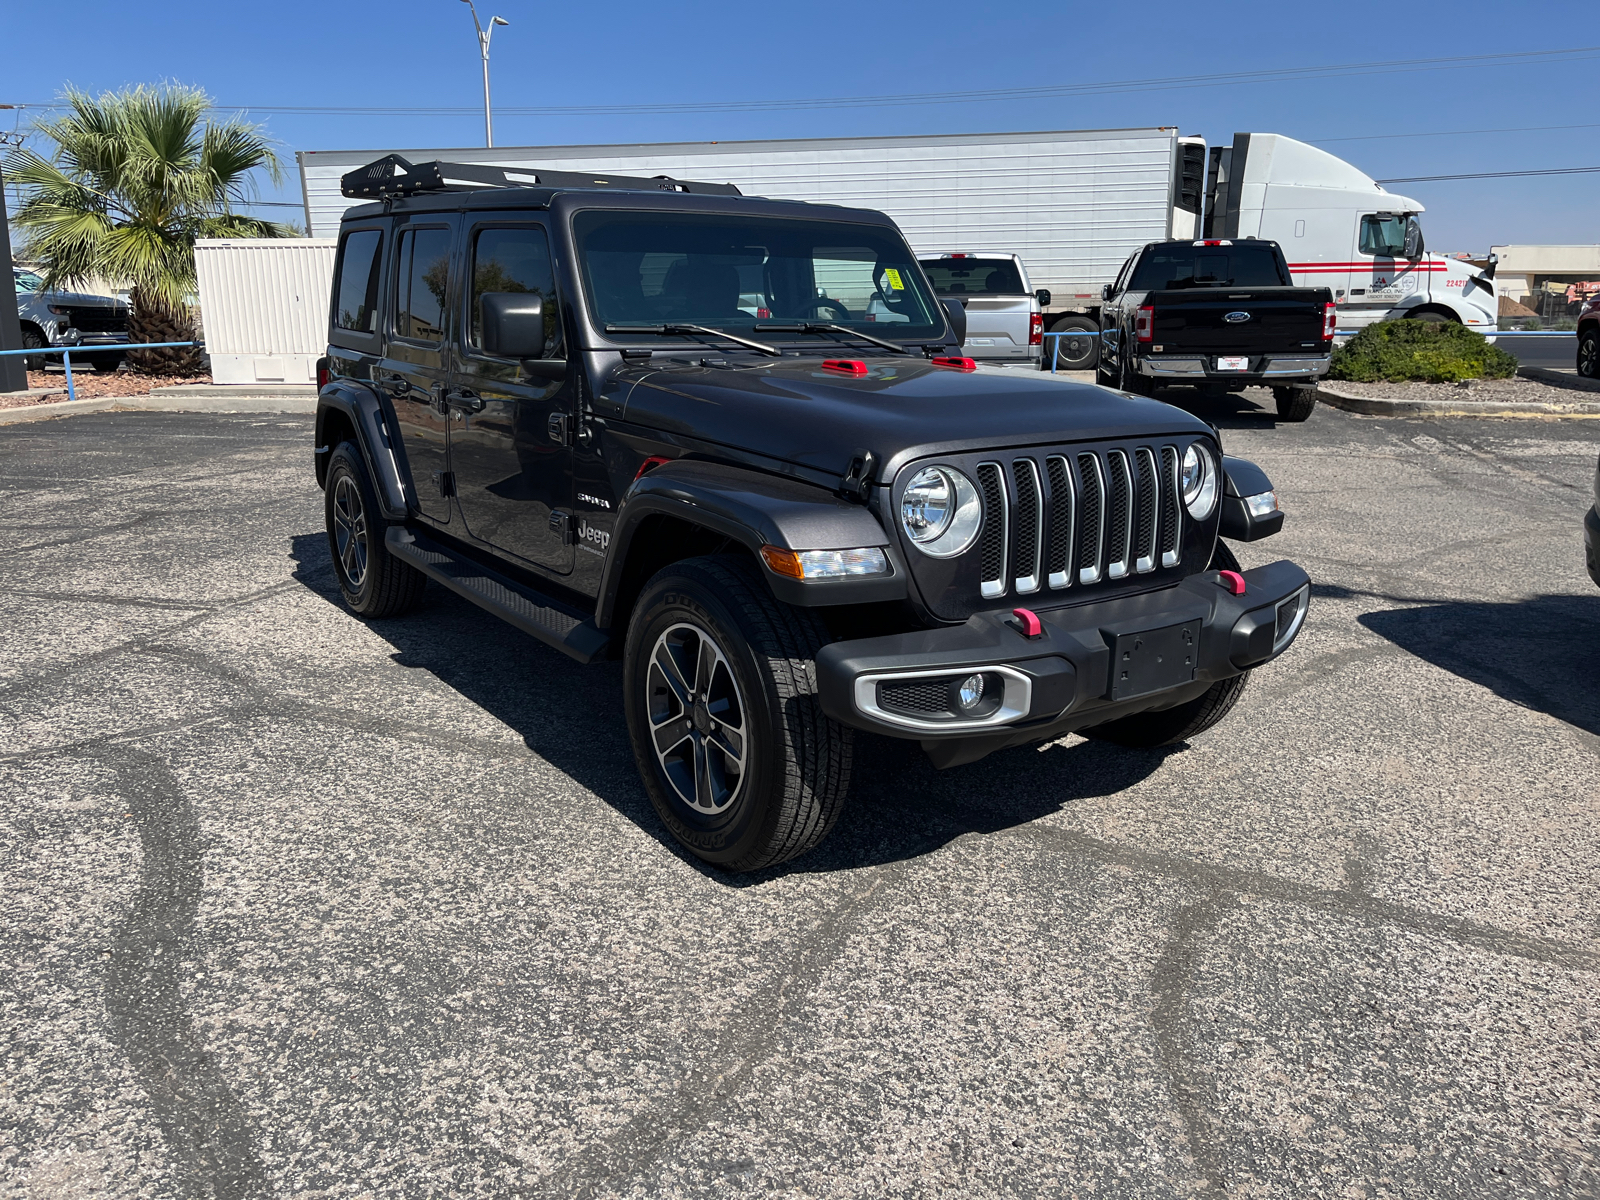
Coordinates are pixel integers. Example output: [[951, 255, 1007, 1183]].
[[0, 386, 316, 426], [1515, 365, 1600, 393], [1318, 386, 1600, 419]]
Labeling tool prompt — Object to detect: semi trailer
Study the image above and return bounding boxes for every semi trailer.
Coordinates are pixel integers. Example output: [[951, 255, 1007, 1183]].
[[297, 127, 1492, 372]]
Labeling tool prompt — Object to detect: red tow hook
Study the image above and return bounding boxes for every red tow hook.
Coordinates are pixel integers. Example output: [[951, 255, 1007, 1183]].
[[1010, 607, 1043, 638], [1217, 570, 1247, 596]]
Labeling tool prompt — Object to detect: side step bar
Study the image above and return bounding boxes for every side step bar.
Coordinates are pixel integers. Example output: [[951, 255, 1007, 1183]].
[[385, 526, 610, 664]]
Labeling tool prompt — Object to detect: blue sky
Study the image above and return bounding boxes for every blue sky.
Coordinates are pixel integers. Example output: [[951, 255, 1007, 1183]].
[[5, 0, 1597, 252]]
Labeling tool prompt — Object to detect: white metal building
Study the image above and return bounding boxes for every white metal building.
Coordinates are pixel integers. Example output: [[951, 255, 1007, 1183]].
[[296, 128, 1193, 301], [193, 238, 336, 384]]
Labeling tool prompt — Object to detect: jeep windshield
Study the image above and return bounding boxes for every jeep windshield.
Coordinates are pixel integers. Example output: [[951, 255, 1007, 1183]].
[[576, 211, 944, 345], [1130, 245, 1288, 290]]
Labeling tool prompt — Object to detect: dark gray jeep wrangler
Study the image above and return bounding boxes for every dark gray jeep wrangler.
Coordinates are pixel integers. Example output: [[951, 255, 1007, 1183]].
[[315, 156, 1311, 871]]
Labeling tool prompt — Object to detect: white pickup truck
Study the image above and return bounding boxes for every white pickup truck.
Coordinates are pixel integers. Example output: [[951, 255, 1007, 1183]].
[[914, 253, 1047, 366]]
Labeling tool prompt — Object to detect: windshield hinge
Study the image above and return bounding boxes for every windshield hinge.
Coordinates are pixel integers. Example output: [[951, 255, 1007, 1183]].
[[840, 448, 877, 500]]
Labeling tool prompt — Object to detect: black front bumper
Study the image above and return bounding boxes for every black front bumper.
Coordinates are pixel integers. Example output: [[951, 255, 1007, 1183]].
[[1585, 503, 1600, 587], [816, 560, 1310, 766]]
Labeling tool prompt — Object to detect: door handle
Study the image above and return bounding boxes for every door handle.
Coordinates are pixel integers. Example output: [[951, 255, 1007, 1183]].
[[379, 375, 411, 397], [446, 389, 485, 414]]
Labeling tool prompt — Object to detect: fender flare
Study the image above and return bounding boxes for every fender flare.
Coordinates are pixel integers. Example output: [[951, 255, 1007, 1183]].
[[316, 381, 410, 521], [1219, 455, 1284, 542], [595, 459, 906, 628]]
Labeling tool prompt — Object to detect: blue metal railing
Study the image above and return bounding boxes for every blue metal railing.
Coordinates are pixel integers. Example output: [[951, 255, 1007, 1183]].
[[0, 342, 199, 403]]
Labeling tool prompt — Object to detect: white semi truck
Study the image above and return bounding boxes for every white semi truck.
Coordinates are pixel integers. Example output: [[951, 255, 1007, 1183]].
[[297, 127, 1494, 370]]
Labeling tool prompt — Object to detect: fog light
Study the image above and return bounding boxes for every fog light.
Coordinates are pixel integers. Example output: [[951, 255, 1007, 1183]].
[[956, 673, 986, 710]]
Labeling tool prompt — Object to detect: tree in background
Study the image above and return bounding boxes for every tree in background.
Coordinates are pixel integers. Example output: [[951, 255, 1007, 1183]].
[[3, 84, 291, 375]]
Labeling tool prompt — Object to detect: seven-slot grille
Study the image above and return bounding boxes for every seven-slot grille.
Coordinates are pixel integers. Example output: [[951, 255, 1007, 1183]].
[[975, 445, 1188, 600]]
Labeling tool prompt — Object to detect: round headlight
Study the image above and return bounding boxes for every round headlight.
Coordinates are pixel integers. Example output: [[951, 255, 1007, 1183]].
[[900, 466, 982, 558], [1181, 443, 1219, 520]]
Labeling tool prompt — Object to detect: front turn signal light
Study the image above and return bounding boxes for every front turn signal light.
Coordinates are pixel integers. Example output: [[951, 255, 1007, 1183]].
[[761, 545, 889, 580]]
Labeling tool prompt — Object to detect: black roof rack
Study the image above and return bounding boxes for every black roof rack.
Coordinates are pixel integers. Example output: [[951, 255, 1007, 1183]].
[[339, 154, 742, 200]]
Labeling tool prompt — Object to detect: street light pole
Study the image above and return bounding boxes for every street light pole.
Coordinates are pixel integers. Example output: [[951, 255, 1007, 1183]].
[[461, 0, 510, 149]]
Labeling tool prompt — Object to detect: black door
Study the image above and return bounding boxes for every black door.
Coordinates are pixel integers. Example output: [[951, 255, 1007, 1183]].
[[448, 219, 574, 573], [378, 218, 458, 525]]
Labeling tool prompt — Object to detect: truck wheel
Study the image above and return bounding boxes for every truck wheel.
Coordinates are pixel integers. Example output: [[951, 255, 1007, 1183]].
[[1048, 317, 1099, 371], [623, 555, 852, 872], [1273, 385, 1317, 422], [1082, 542, 1252, 749], [1578, 329, 1598, 378], [21, 328, 47, 372], [324, 442, 426, 618], [1119, 352, 1151, 397], [89, 352, 125, 374], [1404, 310, 1454, 324]]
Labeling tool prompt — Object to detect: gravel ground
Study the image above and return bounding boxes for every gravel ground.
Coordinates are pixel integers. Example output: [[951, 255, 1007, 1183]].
[[1323, 375, 1597, 403], [1, 371, 214, 409], [1, 402, 1597, 1198]]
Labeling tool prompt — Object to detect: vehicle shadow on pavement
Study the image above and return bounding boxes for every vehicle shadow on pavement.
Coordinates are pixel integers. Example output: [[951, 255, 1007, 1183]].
[[1152, 387, 1286, 430], [1357, 593, 1600, 737], [289, 535, 1177, 882]]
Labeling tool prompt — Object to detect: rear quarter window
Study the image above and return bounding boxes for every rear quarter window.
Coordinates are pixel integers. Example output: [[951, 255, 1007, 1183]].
[[329, 227, 385, 347]]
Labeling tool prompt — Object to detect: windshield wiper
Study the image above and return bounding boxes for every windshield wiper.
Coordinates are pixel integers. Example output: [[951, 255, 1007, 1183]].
[[604, 323, 781, 357], [753, 322, 912, 355]]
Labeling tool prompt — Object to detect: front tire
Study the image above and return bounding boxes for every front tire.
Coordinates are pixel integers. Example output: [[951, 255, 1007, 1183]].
[[1082, 542, 1252, 748], [623, 556, 852, 872], [1578, 328, 1598, 378], [21, 328, 47, 372], [1273, 385, 1318, 422], [324, 442, 426, 618]]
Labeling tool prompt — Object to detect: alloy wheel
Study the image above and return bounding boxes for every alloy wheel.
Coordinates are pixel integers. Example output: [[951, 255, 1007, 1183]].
[[646, 622, 749, 815], [331, 474, 369, 588], [1580, 334, 1597, 378]]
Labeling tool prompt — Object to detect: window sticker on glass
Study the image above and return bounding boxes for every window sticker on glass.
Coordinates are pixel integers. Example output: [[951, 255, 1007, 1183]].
[[881, 268, 904, 292]]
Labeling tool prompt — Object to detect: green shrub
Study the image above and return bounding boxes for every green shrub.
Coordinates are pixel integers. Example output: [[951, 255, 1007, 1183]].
[[1328, 318, 1518, 383]]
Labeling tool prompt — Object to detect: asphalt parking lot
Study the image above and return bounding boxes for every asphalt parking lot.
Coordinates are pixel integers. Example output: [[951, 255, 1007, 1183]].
[[2, 399, 1598, 1199]]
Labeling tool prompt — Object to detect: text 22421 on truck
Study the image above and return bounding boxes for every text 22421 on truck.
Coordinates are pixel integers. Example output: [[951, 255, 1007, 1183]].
[[314, 156, 1312, 871]]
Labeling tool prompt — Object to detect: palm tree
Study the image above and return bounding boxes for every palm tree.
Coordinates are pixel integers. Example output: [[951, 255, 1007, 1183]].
[[3, 84, 292, 374]]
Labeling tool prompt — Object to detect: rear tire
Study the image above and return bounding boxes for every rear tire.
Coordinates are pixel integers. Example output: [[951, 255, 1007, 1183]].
[[90, 353, 124, 374], [1082, 542, 1252, 748], [623, 555, 852, 872], [1047, 316, 1100, 371], [1273, 385, 1318, 422], [324, 442, 427, 618], [1405, 310, 1454, 324], [1119, 349, 1152, 397], [1578, 328, 1598, 378]]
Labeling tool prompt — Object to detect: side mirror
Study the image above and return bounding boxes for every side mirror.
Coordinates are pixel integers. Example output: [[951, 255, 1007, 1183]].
[[1035, 289, 1052, 308], [940, 297, 967, 346], [1403, 217, 1424, 259], [1101, 284, 1112, 301], [480, 292, 550, 360]]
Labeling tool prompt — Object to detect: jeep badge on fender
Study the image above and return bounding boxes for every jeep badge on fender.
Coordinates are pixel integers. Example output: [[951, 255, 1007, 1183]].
[[313, 154, 1311, 871]]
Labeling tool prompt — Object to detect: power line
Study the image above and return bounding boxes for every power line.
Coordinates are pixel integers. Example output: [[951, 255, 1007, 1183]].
[[9, 45, 1599, 119], [1377, 166, 1600, 183], [1313, 121, 1600, 144]]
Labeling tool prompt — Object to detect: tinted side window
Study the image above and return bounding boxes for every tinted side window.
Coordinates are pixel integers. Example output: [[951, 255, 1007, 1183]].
[[394, 226, 452, 342], [332, 229, 383, 333], [469, 226, 562, 357]]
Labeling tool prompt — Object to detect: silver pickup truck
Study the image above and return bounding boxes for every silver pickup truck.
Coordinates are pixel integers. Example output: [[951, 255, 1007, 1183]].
[[13, 267, 130, 372], [917, 253, 1046, 366]]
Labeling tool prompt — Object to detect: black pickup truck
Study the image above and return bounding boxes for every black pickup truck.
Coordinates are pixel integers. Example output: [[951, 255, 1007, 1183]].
[[1098, 239, 1335, 422], [315, 157, 1311, 871]]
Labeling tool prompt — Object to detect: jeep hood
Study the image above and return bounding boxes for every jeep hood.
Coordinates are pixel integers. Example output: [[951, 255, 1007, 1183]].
[[619, 357, 1215, 481]]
